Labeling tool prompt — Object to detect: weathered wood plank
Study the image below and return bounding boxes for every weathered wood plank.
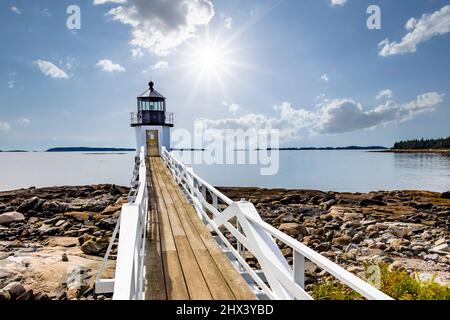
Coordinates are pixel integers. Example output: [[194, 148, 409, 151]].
[[145, 159, 166, 300], [148, 158, 189, 300], [151, 158, 212, 300], [154, 159, 236, 300], [156, 158, 256, 300], [145, 157, 256, 300]]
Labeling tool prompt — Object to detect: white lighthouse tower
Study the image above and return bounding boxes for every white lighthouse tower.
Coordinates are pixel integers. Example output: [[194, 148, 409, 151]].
[[131, 81, 174, 157]]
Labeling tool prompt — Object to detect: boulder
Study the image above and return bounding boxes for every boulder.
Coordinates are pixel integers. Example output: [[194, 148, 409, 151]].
[[0, 211, 25, 225], [0, 289, 11, 301], [332, 235, 352, 246], [81, 239, 108, 255], [16, 289, 34, 301], [3, 282, 26, 299], [17, 197, 43, 213], [278, 223, 308, 238]]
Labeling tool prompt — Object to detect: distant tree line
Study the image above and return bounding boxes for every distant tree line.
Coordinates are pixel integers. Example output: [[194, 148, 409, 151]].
[[393, 136, 450, 150]]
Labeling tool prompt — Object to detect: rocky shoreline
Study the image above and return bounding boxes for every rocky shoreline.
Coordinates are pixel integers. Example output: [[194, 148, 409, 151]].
[[374, 149, 450, 156], [0, 185, 128, 300], [218, 187, 450, 289], [1, 184, 449, 300]]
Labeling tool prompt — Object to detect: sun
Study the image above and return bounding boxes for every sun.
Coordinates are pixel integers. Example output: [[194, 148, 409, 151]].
[[194, 43, 225, 72]]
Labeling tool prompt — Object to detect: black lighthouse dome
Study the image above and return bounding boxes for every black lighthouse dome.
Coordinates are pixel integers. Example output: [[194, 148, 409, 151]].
[[131, 82, 174, 127]]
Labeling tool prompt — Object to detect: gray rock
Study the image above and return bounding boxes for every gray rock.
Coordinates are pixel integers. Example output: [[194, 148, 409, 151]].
[[3, 282, 26, 298], [17, 197, 43, 213], [0, 211, 25, 225], [16, 289, 34, 300], [81, 240, 108, 255]]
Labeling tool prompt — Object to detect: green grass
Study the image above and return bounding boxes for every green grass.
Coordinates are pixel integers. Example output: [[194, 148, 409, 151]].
[[311, 264, 450, 300]]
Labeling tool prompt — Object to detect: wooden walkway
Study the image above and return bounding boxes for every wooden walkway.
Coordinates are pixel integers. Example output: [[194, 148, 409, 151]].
[[145, 157, 255, 300]]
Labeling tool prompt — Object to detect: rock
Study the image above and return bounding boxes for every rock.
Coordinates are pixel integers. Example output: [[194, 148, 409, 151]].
[[320, 199, 336, 211], [0, 289, 11, 300], [278, 223, 308, 238], [17, 197, 43, 213], [433, 243, 450, 253], [0, 211, 25, 225], [440, 191, 450, 199], [390, 238, 404, 251], [64, 211, 91, 222], [42, 201, 68, 213], [332, 235, 352, 246], [66, 283, 82, 300], [425, 253, 439, 262], [273, 213, 297, 224], [358, 199, 387, 207], [351, 232, 364, 244], [347, 266, 365, 274], [101, 204, 123, 216], [34, 292, 49, 300], [81, 239, 108, 255], [435, 238, 447, 246], [62, 253, 69, 262], [342, 212, 361, 222], [16, 289, 34, 300], [3, 282, 26, 299]]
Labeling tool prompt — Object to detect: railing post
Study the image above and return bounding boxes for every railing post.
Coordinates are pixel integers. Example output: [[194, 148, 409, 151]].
[[293, 251, 305, 291]]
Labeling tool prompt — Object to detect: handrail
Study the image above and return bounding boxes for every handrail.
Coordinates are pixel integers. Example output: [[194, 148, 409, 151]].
[[95, 147, 148, 300], [161, 147, 393, 300]]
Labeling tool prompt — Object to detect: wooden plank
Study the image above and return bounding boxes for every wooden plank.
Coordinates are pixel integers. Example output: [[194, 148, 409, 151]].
[[148, 158, 189, 300], [157, 159, 256, 300], [145, 159, 166, 300], [153, 159, 236, 300], [151, 158, 212, 300]]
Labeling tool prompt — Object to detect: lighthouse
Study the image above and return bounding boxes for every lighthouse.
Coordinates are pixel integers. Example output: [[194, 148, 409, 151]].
[[131, 81, 174, 157]]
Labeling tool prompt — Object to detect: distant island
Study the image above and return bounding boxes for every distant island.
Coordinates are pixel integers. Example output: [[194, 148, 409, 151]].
[[393, 136, 450, 150], [267, 146, 387, 151], [375, 136, 450, 156], [46, 147, 135, 152]]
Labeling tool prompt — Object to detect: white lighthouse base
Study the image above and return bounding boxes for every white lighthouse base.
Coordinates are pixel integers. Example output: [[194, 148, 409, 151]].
[[134, 125, 171, 157]]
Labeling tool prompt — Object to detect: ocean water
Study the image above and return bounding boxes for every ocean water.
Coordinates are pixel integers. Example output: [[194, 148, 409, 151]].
[[0, 150, 449, 193]]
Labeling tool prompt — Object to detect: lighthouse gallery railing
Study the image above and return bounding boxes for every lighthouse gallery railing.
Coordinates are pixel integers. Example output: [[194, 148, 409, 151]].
[[160, 147, 392, 300]]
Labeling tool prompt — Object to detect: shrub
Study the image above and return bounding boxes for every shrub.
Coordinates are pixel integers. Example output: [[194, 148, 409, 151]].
[[311, 264, 450, 300]]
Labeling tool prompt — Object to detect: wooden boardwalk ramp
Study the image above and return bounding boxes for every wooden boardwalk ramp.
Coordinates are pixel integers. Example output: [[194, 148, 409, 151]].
[[145, 157, 256, 300]]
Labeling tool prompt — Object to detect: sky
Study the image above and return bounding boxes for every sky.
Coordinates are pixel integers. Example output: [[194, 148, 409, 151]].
[[0, 0, 449, 150]]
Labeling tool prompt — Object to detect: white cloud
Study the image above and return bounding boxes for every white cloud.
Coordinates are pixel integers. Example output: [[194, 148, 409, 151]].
[[151, 60, 169, 70], [379, 5, 450, 56], [93, 0, 127, 4], [376, 89, 393, 100], [229, 103, 240, 114], [197, 92, 444, 141], [131, 48, 144, 58], [34, 60, 69, 79], [8, 81, 15, 89], [330, 0, 347, 7], [18, 118, 31, 126], [11, 6, 21, 14], [225, 17, 233, 30], [96, 0, 215, 56], [320, 74, 329, 82], [96, 59, 126, 72], [0, 122, 11, 132]]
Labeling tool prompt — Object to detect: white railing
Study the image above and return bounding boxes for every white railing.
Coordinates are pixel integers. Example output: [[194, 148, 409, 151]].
[[95, 147, 148, 300], [161, 147, 393, 300]]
